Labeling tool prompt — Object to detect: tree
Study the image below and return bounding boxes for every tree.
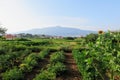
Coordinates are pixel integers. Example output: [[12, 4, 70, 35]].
[[0, 24, 7, 35], [85, 33, 98, 43]]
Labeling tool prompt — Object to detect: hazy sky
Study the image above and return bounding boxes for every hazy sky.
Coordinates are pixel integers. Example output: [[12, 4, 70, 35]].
[[0, 0, 120, 33]]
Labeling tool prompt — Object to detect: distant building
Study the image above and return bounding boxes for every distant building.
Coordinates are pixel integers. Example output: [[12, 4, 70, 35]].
[[52, 36, 63, 39], [5, 34, 16, 40]]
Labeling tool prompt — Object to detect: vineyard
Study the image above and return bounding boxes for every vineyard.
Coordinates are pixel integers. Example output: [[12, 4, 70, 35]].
[[0, 31, 120, 80]]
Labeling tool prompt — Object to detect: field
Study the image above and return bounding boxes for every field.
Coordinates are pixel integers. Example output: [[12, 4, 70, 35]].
[[0, 31, 120, 80]]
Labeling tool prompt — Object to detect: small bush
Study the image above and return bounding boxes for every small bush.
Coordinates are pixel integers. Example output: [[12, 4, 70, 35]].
[[38, 49, 49, 59], [60, 46, 72, 52], [20, 53, 38, 72], [19, 63, 33, 72], [23, 40, 51, 46], [28, 46, 41, 52], [2, 67, 23, 80], [50, 51, 65, 63], [47, 62, 66, 75], [0, 54, 11, 70], [49, 48, 58, 52], [0, 48, 6, 55], [33, 70, 56, 80], [85, 33, 98, 43], [64, 37, 75, 40], [11, 45, 27, 52]]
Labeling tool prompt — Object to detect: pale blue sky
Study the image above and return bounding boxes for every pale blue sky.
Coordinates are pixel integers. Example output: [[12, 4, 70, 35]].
[[0, 0, 120, 32]]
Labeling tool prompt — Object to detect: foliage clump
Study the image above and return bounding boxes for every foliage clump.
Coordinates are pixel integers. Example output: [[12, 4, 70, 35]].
[[72, 31, 120, 80], [2, 67, 23, 80]]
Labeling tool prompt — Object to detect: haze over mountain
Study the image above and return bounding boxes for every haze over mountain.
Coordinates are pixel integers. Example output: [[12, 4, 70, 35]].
[[18, 26, 96, 37]]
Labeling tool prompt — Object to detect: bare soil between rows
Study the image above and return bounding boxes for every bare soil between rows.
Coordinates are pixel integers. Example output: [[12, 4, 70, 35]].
[[56, 53, 82, 80]]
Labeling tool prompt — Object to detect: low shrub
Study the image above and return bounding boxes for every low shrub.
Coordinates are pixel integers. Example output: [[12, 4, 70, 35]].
[[11, 45, 27, 52], [19, 53, 38, 72], [60, 46, 72, 52], [33, 70, 56, 80], [2, 67, 23, 80], [0, 54, 11, 70], [50, 51, 65, 63], [0, 48, 6, 55], [28, 46, 41, 52], [47, 62, 66, 75], [38, 49, 49, 59], [64, 37, 75, 40]]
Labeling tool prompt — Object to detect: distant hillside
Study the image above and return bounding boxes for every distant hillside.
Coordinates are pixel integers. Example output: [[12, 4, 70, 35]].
[[18, 26, 96, 37]]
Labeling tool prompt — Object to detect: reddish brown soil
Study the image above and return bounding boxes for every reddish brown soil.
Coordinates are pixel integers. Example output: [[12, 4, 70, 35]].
[[56, 53, 82, 80], [114, 75, 120, 80]]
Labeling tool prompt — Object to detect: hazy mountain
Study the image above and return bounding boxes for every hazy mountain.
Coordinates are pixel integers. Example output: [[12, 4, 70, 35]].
[[18, 26, 96, 37]]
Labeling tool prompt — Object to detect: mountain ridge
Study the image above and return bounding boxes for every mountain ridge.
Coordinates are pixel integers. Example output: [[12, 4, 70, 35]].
[[17, 26, 96, 37]]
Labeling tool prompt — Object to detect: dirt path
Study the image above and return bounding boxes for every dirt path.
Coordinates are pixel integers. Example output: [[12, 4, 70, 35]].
[[24, 53, 50, 80], [56, 53, 82, 80]]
